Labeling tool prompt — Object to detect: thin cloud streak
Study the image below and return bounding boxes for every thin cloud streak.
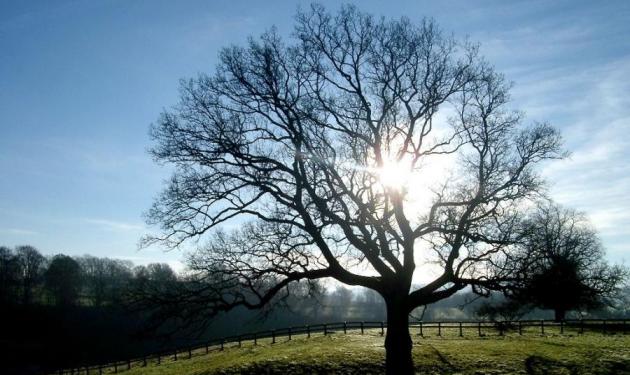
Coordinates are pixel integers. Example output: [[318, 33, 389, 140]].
[[0, 228, 39, 236], [84, 218, 145, 232]]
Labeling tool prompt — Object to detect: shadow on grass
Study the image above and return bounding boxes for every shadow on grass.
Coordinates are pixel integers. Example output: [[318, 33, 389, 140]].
[[525, 355, 630, 375]]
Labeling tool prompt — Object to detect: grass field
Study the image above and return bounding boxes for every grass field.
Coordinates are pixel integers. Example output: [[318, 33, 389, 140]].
[[111, 328, 630, 374]]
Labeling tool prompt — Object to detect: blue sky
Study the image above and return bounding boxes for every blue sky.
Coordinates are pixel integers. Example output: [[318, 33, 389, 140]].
[[1, 0, 629, 270]]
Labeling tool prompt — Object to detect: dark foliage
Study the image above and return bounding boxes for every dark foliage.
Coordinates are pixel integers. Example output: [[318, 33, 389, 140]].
[[507, 203, 627, 321], [45, 255, 82, 306]]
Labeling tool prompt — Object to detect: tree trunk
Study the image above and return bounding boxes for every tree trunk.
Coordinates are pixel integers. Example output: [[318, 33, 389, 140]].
[[384, 297, 414, 375], [554, 308, 566, 322]]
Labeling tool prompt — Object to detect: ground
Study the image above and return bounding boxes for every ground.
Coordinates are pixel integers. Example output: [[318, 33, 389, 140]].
[[113, 327, 630, 374]]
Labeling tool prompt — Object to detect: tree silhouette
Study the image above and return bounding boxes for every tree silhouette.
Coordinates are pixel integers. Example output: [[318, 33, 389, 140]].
[[15, 245, 46, 305], [78, 256, 133, 306], [45, 255, 82, 307], [0, 246, 20, 305], [144, 5, 564, 373], [510, 203, 626, 321]]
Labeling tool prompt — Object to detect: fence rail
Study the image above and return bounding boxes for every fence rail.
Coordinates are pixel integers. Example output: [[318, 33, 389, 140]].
[[53, 318, 629, 375]]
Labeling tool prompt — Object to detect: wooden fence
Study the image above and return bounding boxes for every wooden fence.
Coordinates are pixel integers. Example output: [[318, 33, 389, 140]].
[[53, 318, 629, 375]]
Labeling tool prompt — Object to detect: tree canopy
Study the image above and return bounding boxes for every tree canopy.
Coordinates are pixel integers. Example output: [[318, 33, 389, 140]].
[[510, 202, 627, 321]]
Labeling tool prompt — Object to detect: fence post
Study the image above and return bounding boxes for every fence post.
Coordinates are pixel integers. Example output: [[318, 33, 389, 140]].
[[540, 320, 544, 335], [499, 322, 504, 336], [518, 321, 522, 335], [420, 321, 423, 337], [174, 350, 178, 361], [459, 322, 463, 337], [188, 347, 192, 358], [238, 335, 242, 347], [580, 319, 584, 334], [478, 321, 482, 337], [307, 325, 311, 338], [437, 322, 441, 337], [289, 327, 292, 340], [205, 342, 209, 354], [272, 330, 276, 344], [221, 339, 225, 350], [254, 333, 257, 345], [127, 360, 131, 370], [143, 356, 147, 367], [360, 321, 364, 335], [344, 321, 347, 334], [157, 353, 161, 365], [324, 324, 328, 336]]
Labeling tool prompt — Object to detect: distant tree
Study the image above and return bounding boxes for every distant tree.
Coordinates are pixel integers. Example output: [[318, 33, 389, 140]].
[[327, 286, 354, 315], [132, 265, 149, 280], [0, 246, 20, 305], [145, 263, 177, 282], [474, 296, 528, 322], [78, 256, 108, 306], [616, 286, 630, 317], [510, 203, 627, 321], [78, 256, 134, 306], [128, 263, 178, 302], [105, 259, 134, 304], [45, 255, 82, 306], [357, 288, 386, 320], [143, 5, 564, 373], [15, 245, 46, 304]]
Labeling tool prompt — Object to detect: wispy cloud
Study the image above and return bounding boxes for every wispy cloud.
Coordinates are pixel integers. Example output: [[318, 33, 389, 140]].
[[0, 228, 38, 236], [84, 218, 145, 232], [531, 60, 630, 255]]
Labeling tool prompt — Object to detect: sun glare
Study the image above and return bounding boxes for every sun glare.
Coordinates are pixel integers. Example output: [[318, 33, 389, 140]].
[[377, 161, 410, 191]]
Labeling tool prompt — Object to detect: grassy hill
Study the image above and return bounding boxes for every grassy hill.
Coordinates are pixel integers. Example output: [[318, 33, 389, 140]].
[[113, 329, 630, 374]]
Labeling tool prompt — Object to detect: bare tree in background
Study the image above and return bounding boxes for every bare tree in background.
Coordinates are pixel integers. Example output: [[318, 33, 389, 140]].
[[78, 256, 134, 306], [15, 245, 45, 305], [143, 5, 564, 373], [0, 246, 20, 305]]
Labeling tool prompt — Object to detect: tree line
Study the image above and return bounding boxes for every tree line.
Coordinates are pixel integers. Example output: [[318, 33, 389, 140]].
[[0, 242, 626, 322], [0, 245, 178, 309]]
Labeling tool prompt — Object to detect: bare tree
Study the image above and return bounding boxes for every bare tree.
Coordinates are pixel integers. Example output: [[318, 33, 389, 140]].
[[0, 246, 20, 305], [143, 5, 564, 373], [15, 245, 45, 305], [78, 255, 134, 306], [509, 202, 627, 321]]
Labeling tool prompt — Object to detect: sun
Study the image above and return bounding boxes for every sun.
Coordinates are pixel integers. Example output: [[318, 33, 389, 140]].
[[377, 160, 410, 192]]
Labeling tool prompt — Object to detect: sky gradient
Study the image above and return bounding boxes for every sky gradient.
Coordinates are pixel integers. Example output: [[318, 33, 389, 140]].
[[1, 0, 629, 271]]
